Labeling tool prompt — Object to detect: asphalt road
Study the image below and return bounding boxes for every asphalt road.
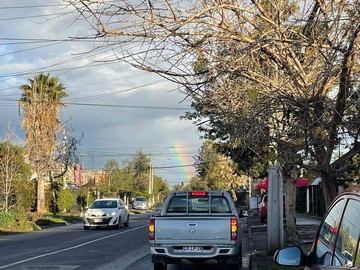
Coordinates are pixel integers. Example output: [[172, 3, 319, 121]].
[[0, 212, 250, 270]]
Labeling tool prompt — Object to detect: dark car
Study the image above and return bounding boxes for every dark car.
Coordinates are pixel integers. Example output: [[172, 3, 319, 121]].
[[274, 184, 360, 269]]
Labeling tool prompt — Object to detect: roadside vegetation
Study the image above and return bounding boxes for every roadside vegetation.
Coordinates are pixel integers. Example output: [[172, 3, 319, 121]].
[[0, 139, 169, 232]]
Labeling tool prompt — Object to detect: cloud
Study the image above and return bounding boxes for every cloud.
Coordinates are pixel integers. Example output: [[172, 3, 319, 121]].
[[0, 0, 203, 185]]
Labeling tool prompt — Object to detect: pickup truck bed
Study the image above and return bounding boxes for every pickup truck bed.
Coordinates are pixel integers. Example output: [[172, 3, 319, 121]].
[[148, 190, 242, 270]]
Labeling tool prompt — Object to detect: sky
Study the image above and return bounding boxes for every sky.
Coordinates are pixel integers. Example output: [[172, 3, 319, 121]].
[[0, 1, 204, 187]]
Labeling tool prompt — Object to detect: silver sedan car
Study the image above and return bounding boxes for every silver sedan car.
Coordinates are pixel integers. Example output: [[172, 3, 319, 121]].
[[132, 196, 149, 210], [83, 198, 129, 230]]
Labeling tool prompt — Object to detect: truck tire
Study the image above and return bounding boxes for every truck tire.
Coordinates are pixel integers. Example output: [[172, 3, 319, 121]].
[[228, 248, 242, 270], [228, 261, 241, 270], [153, 262, 167, 270]]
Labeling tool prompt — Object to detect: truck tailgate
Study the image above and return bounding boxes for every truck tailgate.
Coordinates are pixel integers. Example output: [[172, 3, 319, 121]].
[[155, 216, 231, 244]]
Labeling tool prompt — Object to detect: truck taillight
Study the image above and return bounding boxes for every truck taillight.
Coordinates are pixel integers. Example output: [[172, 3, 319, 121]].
[[190, 191, 207, 196], [230, 217, 238, 241], [148, 216, 155, 241]]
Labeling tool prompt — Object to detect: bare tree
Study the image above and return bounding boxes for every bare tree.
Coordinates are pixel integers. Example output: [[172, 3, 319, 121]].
[[0, 125, 30, 212], [67, 0, 360, 223]]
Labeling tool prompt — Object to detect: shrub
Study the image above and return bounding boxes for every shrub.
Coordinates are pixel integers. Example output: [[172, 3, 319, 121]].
[[57, 188, 74, 213], [76, 189, 96, 211], [0, 209, 33, 231], [13, 177, 36, 211]]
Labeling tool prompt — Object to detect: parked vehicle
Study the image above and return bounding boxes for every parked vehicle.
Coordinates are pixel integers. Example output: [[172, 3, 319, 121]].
[[259, 194, 286, 223], [259, 195, 268, 223], [83, 198, 129, 230], [148, 190, 242, 270], [274, 184, 360, 269], [132, 196, 149, 210]]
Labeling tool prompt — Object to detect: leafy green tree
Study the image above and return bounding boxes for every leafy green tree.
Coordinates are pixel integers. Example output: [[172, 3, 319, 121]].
[[57, 188, 74, 213], [104, 159, 119, 190], [153, 175, 170, 203], [194, 141, 245, 197], [76, 189, 95, 211], [13, 176, 35, 212], [194, 141, 219, 179], [111, 169, 132, 194], [19, 73, 68, 214], [186, 176, 209, 190], [123, 150, 151, 194]]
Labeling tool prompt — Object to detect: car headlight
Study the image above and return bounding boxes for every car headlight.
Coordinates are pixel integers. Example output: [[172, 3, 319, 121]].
[[111, 211, 116, 216]]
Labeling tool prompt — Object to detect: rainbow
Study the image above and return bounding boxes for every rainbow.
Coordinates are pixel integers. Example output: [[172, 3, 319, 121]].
[[171, 140, 195, 184]]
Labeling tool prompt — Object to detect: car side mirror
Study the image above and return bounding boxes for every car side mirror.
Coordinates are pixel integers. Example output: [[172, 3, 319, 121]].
[[273, 246, 304, 267]]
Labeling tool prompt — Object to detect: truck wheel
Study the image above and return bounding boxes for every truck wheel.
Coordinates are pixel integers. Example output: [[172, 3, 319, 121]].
[[153, 262, 167, 270], [228, 249, 242, 270], [228, 261, 241, 270]]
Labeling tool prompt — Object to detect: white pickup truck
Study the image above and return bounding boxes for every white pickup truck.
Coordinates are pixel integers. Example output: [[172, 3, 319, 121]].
[[148, 190, 242, 270]]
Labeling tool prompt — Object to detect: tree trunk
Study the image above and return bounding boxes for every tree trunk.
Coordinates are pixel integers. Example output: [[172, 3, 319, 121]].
[[36, 177, 45, 214], [283, 172, 298, 245], [320, 171, 338, 209], [51, 176, 57, 215]]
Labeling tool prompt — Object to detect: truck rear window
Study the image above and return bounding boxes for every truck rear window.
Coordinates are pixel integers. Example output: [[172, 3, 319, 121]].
[[166, 196, 231, 214]]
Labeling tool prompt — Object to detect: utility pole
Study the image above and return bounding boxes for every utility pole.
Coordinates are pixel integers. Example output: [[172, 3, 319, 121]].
[[61, 127, 67, 188], [267, 161, 284, 254], [149, 155, 154, 207]]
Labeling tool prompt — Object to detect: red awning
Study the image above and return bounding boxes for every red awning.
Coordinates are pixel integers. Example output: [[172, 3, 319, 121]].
[[257, 178, 268, 190], [257, 177, 309, 190], [296, 177, 310, 187]]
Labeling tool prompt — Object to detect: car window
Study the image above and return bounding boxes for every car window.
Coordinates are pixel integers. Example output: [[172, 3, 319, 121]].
[[166, 196, 187, 213], [314, 199, 344, 265], [91, 200, 117, 208], [332, 198, 360, 267], [188, 196, 210, 213], [211, 197, 231, 213]]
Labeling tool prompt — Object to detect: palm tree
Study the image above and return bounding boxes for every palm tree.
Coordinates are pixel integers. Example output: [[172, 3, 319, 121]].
[[19, 73, 68, 214]]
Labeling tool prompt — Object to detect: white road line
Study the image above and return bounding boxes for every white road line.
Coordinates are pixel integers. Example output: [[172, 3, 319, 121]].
[[95, 245, 150, 270], [0, 225, 148, 269]]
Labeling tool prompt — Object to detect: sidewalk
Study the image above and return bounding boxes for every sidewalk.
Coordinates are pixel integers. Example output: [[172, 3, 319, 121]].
[[247, 214, 321, 270]]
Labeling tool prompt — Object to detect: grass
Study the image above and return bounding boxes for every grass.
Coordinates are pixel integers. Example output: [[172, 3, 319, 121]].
[[35, 213, 83, 227], [0, 212, 83, 234]]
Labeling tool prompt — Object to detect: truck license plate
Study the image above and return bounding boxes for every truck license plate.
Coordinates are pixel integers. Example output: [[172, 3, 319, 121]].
[[183, 246, 203, 253]]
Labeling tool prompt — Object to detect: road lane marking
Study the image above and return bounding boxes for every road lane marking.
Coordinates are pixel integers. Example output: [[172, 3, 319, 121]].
[[95, 245, 149, 270], [0, 225, 148, 269]]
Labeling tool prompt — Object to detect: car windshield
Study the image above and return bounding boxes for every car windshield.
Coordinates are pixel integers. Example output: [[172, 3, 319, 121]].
[[90, 200, 117, 209], [135, 197, 147, 202]]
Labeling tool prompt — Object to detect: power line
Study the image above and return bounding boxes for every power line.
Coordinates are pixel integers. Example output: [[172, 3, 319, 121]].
[[66, 102, 191, 110]]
